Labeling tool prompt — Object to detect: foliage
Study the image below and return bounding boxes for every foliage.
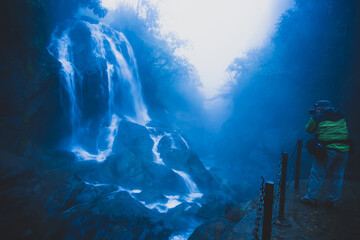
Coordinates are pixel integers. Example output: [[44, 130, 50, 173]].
[[104, 1, 204, 125], [203, 0, 360, 191], [0, 0, 204, 151]]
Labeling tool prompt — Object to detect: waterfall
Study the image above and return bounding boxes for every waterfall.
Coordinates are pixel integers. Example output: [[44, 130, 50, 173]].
[[179, 134, 190, 149], [48, 20, 203, 219], [172, 169, 199, 194], [172, 169, 203, 203], [146, 127, 202, 202], [86, 22, 150, 125], [149, 134, 165, 165], [72, 114, 121, 162], [48, 21, 150, 161], [165, 133, 177, 149], [147, 129, 177, 165], [106, 63, 115, 118], [50, 31, 79, 140]]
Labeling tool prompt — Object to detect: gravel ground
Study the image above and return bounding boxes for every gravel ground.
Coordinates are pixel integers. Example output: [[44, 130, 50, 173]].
[[229, 179, 360, 240], [271, 179, 360, 240]]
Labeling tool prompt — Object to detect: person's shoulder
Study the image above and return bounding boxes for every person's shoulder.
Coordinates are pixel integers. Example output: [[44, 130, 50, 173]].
[[318, 108, 345, 122], [334, 108, 345, 116], [330, 108, 346, 119]]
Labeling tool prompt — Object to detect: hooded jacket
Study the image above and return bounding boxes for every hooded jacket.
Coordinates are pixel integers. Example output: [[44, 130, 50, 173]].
[[306, 108, 349, 152]]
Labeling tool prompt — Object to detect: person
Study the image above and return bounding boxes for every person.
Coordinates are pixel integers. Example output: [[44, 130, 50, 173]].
[[300, 100, 350, 208]]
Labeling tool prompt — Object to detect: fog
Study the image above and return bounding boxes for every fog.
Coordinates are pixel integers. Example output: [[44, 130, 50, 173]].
[[102, 0, 294, 97], [0, 0, 359, 238], [97, 0, 360, 195]]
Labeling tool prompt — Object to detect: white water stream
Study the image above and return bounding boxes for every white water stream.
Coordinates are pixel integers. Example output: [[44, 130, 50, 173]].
[[49, 20, 202, 215], [48, 21, 150, 162]]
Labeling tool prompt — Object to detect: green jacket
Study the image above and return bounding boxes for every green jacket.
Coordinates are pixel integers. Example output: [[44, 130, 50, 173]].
[[306, 108, 349, 152]]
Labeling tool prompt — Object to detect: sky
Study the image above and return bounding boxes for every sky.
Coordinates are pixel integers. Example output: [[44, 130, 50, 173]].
[[101, 0, 295, 98]]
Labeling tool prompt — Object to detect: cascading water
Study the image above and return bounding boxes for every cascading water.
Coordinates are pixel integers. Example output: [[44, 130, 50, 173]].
[[54, 31, 79, 138], [179, 134, 190, 149], [147, 126, 167, 165], [42, 18, 223, 240], [48, 21, 150, 161], [165, 132, 177, 149], [147, 127, 203, 205], [86, 22, 150, 125], [148, 133, 166, 165], [172, 169, 203, 203], [172, 170, 199, 194], [49, 20, 202, 225]]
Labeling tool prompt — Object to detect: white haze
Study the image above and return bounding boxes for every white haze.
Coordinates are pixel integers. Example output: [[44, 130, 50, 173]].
[[101, 0, 294, 98]]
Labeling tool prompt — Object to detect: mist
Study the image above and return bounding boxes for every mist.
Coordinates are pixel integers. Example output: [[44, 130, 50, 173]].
[[0, 0, 359, 239]]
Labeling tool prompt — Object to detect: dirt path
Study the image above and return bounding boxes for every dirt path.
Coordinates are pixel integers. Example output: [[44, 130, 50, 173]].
[[271, 179, 360, 240], [229, 179, 360, 240]]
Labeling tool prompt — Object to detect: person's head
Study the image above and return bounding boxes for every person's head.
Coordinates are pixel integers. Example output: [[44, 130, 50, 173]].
[[315, 100, 332, 113]]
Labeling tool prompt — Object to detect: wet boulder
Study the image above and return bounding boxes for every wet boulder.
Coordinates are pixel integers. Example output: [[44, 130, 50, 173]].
[[188, 218, 234, 240], [112, 120, 153, 159], [63, 190, 172, 240], [161, 149, 219, 194], [102, 152, 187, 195]]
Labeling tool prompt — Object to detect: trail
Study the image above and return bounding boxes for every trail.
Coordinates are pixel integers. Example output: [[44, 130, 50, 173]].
[[212, 179, 360, 239]]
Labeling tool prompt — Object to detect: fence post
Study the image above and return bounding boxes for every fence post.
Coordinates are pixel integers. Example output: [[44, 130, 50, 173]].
[[278, 152, 288, 221], [295, 140, 302, 190], [262, 181, 274, 240]]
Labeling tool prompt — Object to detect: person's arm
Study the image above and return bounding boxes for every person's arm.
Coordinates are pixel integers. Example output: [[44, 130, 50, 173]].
[[306, 118, 317, 133]]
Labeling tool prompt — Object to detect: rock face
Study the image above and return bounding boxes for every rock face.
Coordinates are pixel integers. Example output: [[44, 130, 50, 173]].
[[189, 218, 235, 240], [0, 148, 171, 239], [0, 119, 236, 239], [0, 1, 67, 153], [161, 149, 219, 193], [0, 35, 63, 153], [0, 9, 237, 239]]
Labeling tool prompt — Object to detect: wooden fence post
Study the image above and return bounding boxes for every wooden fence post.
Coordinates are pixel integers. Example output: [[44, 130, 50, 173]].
[[295, 140, 302, 190], [279, 152, 288, 220], [262, 181, 274, 240]]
